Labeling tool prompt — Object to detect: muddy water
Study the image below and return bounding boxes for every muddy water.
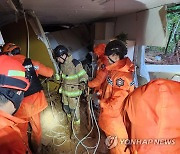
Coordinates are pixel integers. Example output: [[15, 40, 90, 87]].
[[41, 90, 108, 154]]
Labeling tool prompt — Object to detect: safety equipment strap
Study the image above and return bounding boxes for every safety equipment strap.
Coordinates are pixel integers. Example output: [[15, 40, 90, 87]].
[[0, 87, 24, 112], [62, 70, 87, 80], [108, 56, 115, 63], [23, 58, 43, 97], [59, 88, 82, 97], [0, 75, 27, 89]]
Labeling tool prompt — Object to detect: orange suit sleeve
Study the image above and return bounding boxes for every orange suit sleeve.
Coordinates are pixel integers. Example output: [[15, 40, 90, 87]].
[[12, 55, 53, 77], [32, 60, 53, 77], [88, 69, 108, 88]]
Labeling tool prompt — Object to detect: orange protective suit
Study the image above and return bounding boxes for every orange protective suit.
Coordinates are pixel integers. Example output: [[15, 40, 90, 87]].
[[94, 43, 109, 71], [123, 79, 180, 154], [98, 57, 134, 154], [88, 62, 108, 92], [88, 43, 109, 92], [12, 54, 53, 146], [94, 43, 106, 57], [0, 110, 31, 154]]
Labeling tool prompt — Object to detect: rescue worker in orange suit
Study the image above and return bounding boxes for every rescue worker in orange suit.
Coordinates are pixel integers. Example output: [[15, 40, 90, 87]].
[[98, 40, 134, 154], [2, 43, 54, 152], [94, 43, 108, 68], [88, 43, 109, 94], [0, 55, 31, 153], [53, 45, 88, 136], [122, 79, 180, 154]]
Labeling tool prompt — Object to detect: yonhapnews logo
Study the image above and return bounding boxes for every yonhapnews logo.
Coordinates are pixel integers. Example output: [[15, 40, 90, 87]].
[[119, 138, 176, 145]]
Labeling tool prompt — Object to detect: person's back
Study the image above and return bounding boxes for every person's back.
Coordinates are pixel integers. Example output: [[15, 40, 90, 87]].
[[0, 55, 31, 153], [13, 55, 53, 151], [123, 79, 180, 154], [2, 43, 53, 152], [13, 54, 53, 118], [0, 111, 30, 154]]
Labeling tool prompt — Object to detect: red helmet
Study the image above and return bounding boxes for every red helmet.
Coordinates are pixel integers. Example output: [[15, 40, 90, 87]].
[[2, 43, 21, 55], [94, 43, 106, 57], [0, 55, 29, 91]]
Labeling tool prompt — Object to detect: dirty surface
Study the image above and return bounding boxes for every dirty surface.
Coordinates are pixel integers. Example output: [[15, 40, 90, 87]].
[[40, 81, 109, 154], [145, 48, 180, 65]]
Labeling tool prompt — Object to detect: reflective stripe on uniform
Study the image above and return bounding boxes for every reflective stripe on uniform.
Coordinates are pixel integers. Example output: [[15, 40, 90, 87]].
[[8, 70, 25, 77], [77, 70, 86, 77], [80, 78, 87, 82], [59, 87, 62, 93], [62, 73, 78, 80], [62, 69, 86, 80], [59, 87, 82, 97]]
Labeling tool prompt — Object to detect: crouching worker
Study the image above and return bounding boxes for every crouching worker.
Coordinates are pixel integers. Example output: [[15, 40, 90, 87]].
[[98, 40, 135, 154], [2, 43, 54, 152], [0, 55, 31, 153], [122, 79, 180, 154], [53, 45, 88, 136]]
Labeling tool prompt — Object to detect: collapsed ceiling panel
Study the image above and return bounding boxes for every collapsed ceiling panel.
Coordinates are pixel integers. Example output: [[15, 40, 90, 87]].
[[0, 0, 179, 25]]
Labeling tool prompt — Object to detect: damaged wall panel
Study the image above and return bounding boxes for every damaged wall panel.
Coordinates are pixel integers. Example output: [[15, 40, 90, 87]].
[[1, 19, 55, 70], [46, 25, 91, 61], [115, 6, 167, 47]]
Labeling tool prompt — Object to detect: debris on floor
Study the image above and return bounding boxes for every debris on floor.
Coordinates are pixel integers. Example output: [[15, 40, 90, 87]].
[[40, 83, 109, 154]]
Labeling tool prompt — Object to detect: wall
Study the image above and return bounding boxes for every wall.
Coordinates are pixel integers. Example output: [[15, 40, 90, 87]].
[[46, 25, 91, 61], [115, 14, 137, 40], [1, 19, 55, 70], [115, 6, 167, 47], [0, 31, 5, 46], [94, 22, 105, 40], [94, 22, 115, 40]]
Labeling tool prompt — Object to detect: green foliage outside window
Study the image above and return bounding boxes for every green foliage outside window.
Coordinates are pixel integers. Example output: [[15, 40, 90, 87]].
[[147, 4, 180, 54], [166, 4, 180, 53]]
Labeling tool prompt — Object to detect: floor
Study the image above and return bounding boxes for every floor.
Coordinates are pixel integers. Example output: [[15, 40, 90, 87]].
[[40, 85, 109, 154]]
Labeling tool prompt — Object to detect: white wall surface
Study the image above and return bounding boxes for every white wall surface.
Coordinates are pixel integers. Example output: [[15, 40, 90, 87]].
[[0, 31, 5, 46], [115, 6, 167, 47]]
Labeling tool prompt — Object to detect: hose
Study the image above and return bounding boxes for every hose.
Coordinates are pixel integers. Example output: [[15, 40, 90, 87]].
[[73, 96, 101, 154], [44, 79, 67, 147]]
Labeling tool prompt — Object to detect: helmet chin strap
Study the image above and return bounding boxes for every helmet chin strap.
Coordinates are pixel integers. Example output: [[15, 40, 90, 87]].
[[59, 55, 67, 64], [108, 56, 115, 63]]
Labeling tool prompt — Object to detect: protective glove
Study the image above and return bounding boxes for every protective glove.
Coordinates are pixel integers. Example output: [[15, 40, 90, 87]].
[[78, 81, 87, 91], [55, 73, 61, 81], [86, 93, 93, 102]]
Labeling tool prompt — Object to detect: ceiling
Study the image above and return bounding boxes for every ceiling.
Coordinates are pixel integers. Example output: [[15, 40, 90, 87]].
[[0, 0, 179, 26]]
